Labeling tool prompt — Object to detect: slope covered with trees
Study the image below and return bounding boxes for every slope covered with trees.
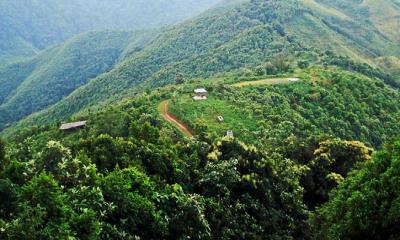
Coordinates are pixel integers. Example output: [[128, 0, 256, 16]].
[[170, 66, 400, 148], [0, 30, 158, 129], [0, 70, 399, 238], [4, 0, 399, 133], [0, 0, 219, 64], [0, 0, 399, 239], [0, 92, 310, 239], [314, 0, 400, 42], [312, 138, 400, 239]]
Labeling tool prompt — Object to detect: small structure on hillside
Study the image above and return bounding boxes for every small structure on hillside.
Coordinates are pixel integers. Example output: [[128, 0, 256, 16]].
[[226, 130, 234, 138], [60, 121, 87, 131], [217, 116, 224, 123], [193, 88, 208, 101]]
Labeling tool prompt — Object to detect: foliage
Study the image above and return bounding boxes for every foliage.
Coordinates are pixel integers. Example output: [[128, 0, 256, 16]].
[[0, 138, 5, 164], [0, 0, 399, 239], [0, 94, 311, 239], [311, 138, 400, 239], [0, 0, 219, 63], [5, 0, 400, 133], [301, 139, 373, 209], [0, 31, 136, 130], [171, 67, 400, 148]]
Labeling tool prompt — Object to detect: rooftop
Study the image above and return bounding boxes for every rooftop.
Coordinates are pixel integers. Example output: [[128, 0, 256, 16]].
[[60, 121, 87, 130], [194, 88, 208, 94]]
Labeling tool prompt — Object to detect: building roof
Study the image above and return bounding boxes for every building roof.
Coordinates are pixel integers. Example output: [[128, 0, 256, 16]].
[[60, 121, 87, 130], [194, 88, 208, 94]]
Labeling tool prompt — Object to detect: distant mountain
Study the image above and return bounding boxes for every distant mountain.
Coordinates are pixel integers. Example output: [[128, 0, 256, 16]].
[[0, 0, 219, 64], [1, 0, 400, 132], [314, 0, 400, 42], [0, 30, 158, 128]]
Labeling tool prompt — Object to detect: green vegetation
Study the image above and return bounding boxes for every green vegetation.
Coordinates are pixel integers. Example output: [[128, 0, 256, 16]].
[[0, 0, 399, 238], [0, 94, 310, 239], [2, 0, 400, 133], [313, 0, 400, 41], [169, 95, 259, 141], [169, 67, 400, 148], [231, 77, 297, 87], [312, 138, 400, 239], [0, 0, 219, 63], [0, 77, 399, 238], [0, 31, 141, 130]]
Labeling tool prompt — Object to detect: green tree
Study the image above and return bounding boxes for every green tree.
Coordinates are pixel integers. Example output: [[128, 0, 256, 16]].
[[175, 72, 185, 84], [81, 134, 134, 172], [129, 121, 160, 143], [101, 168, 166, 239], [312, 138, 400, 239], [0, 179, 18, 220], [302, 139, 373, 209], [2, 173, 73, 239], [298, 60, 310, 69], [204, 138, 309, 239], [254, 65, 266, 76], [157, 184, 211, 239], [39, 141, 71, 173]]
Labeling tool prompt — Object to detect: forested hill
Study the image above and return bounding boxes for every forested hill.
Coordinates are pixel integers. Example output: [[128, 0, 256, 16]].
[[0, 0, 219, 64], [1, 1, 400, 239], [3, 0, 399, 133], [314, 0, 400, 42], [0, 30, 159, 130], [0, 65, 400, 239]]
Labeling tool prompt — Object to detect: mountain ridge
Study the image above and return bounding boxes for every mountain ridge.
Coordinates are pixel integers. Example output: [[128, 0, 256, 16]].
[[1, 0, 400, 133], [0, 0, 219, 64]]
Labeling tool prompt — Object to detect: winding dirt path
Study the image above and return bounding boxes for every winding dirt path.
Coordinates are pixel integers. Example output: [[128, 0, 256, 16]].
[[158, 100, 194, 138]]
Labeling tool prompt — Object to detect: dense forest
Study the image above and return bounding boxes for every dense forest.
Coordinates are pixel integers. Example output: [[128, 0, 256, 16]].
[[0, 75, 399, 238], [1, 0, 400, 239]]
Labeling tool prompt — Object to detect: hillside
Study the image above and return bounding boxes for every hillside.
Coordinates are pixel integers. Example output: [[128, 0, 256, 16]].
[[0, 30, 158, 129], [1, 64, 400, 239], [3, 0, 399, 134], [314, 0, 400, 42], [169, 66, 400, 148], [1, 1, 400, 239], [0, 0, 219, 64]]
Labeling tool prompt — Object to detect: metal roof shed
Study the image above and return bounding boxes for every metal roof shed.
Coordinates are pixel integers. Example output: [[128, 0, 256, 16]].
[[60, 121, 87, 131], [194, 88, 208, 94]]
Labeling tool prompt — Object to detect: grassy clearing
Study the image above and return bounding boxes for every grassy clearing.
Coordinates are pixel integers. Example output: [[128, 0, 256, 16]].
[[169, 95, 259, 141], [231, 78, 298, 87]]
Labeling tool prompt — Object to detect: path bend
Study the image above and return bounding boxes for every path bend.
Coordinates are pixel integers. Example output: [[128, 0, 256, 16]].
[[158, 100, 194, 138]]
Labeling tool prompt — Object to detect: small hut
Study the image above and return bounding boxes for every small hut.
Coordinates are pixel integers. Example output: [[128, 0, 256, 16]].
[[193, 88, 208, 100], [217, 116, 224, 123], [60, 121, 87, 131]]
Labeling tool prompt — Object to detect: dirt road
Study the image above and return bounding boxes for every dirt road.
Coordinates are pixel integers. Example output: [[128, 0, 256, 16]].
[[158, 100, 194, 138]]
